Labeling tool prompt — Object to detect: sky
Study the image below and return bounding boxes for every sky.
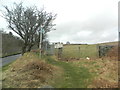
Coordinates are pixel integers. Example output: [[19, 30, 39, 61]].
[[0, 0, 119, 44]]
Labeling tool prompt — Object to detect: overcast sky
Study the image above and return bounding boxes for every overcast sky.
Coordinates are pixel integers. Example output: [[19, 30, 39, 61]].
[[0, 0, 119, 44]]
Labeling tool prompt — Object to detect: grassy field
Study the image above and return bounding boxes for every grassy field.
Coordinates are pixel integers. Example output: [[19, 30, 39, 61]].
[[2, 42, 119, 88], [61, 44, 98, 59], [61, 41, 118, 59]]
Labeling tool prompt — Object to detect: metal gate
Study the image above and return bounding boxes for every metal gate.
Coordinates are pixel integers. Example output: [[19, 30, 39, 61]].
[[98, 45, 114, 58]]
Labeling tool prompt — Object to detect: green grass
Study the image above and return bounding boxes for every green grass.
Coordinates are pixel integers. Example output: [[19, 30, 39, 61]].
[[2, 64, 11, 72], [2, 60, 15, 72], [43, 56, 96, 88], [62, 44, 98, 59]]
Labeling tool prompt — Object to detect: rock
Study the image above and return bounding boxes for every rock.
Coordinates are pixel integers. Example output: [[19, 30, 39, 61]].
[[86, 57, 90, 60]]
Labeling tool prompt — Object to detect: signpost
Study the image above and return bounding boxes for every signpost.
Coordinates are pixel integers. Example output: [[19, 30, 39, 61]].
[[39, 25, 45, 58]]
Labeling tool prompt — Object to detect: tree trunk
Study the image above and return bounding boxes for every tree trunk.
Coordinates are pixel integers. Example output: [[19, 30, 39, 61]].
[[22, 44, 27, 55], [37, 43, 39, 48], [27, 44, 33, 52]]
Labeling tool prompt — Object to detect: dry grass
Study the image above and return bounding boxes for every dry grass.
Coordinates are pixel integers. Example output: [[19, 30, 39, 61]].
[[71, 58, 118, 88], [2, 52, 63, 88], [89, 60, 118, 88], [106, 46, 118, 60]]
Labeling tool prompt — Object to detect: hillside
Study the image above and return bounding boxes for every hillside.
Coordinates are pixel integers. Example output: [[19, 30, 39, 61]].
[[96, 41, 118, 46], [1, 32, 23, 57]]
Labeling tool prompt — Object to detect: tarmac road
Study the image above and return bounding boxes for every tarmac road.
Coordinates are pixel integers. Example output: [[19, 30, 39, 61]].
[[0, 54, 21, 67]]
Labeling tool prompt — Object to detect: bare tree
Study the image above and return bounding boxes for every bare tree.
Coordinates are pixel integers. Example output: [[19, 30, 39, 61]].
[[2, 3, 56, 55]]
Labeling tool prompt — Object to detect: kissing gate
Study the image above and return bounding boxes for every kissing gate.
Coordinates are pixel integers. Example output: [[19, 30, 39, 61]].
[[43, 42, 63, 59]]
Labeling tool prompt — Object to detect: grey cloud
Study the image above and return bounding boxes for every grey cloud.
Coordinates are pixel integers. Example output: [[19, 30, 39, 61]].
[[48, 12, 118, 44]]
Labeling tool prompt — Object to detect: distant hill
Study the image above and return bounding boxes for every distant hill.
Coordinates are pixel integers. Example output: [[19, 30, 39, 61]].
[[96, 41, 118, 46], [64, 41, 118, 46]]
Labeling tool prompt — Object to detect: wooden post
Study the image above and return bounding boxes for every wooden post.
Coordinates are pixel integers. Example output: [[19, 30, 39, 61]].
[[78, 46, 80, 53]]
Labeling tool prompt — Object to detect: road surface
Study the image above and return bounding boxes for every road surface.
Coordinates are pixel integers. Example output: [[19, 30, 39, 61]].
[[0, 54, 21, 67]]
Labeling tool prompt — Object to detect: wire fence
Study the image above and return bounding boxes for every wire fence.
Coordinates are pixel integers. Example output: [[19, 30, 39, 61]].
[[42, 44, 115, 60]]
